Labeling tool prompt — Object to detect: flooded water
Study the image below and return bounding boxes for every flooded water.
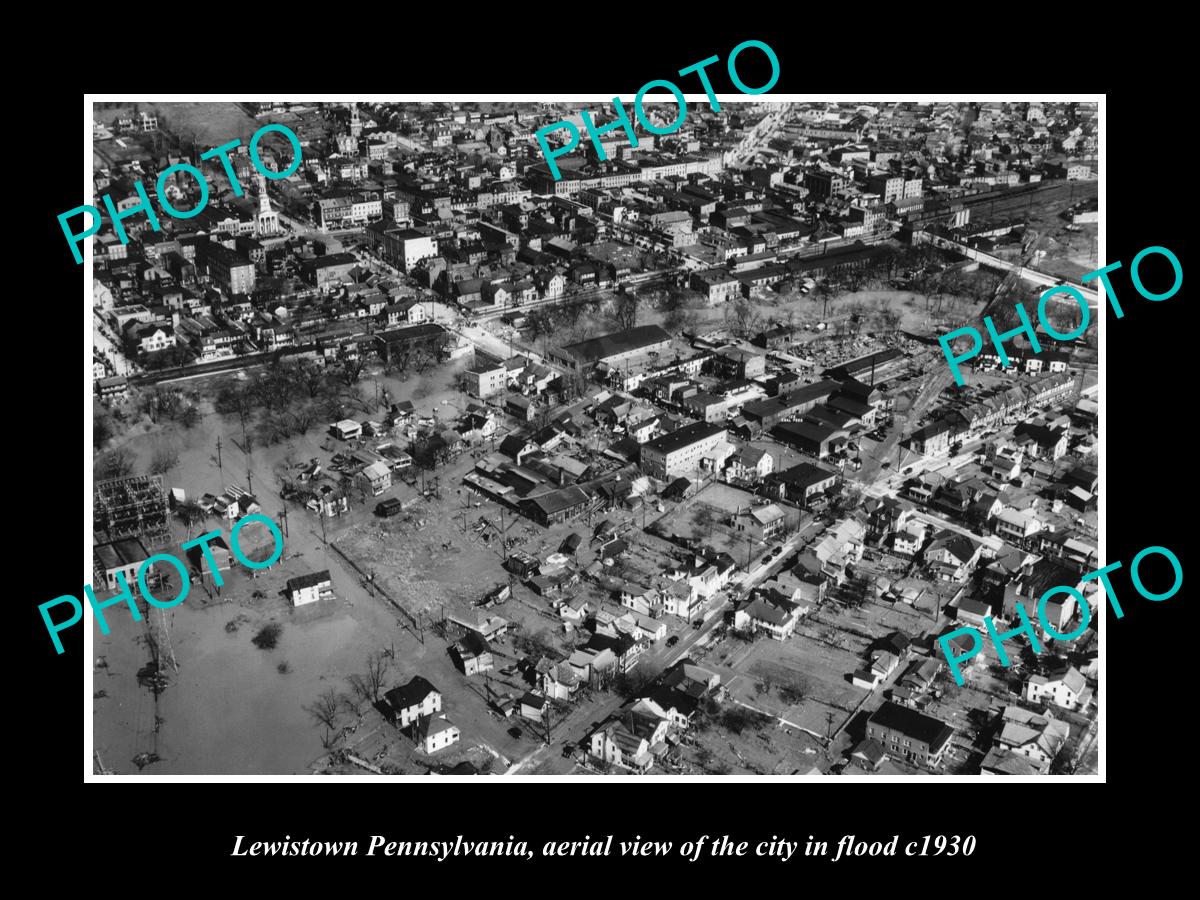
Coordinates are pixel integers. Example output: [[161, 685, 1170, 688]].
[[93, 592, 396, 775]]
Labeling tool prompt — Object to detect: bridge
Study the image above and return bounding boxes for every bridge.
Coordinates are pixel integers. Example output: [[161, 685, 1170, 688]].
[[923, 233, 1101, 309]]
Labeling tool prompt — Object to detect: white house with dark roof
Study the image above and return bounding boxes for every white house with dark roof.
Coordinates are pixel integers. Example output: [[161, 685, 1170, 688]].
[[726, 444, 774, 482], [737, 595, 802, 640], [385, 676, 442, 727], [923, 529, 982, 582], [359, 460, 392, 496], [285, 570, 332, 607], [1024, 666, 1093, 712], [736, 502, 787, 542], [413, 714, 459, 754]]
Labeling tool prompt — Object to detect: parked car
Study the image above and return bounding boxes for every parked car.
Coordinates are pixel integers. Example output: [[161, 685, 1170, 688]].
[[666, 635, 680, 648]]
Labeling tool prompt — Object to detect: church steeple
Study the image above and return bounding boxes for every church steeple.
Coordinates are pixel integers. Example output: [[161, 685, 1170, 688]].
[[256, 173, 273, 215], [255, 174, 280, 236], [256, 174, 274, 215]]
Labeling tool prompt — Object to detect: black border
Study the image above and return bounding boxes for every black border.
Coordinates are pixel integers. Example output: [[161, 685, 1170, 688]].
[[21, 22, 1191, 881]]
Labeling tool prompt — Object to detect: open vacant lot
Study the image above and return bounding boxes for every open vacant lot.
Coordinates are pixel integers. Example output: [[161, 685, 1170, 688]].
[[728, 629, 869, 737]]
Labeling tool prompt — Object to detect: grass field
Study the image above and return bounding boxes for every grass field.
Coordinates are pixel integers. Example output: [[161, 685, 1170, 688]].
[[93, 101, 257, 145]]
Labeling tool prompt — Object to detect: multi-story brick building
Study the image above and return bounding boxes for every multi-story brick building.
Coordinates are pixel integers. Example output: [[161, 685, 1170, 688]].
[[639, 421, 727, 480], [203, 241, 256, 295], [866, 701, 954, 769]]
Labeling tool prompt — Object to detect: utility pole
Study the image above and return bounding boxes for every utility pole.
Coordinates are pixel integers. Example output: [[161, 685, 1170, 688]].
[[216, 436, 224, 483]]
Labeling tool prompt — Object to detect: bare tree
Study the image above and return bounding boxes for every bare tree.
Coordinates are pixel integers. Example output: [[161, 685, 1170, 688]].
[[292, 359, 328, 398], [288, 403, 320, 436], [364, 650, 391, 702], [731, 299, 755, 335], [306, 688, 341, 732], [336, 356, 367, 386], [614, 293, 640, 331], [815, 280, 835, 318], [347, 673, 372, 705], [340, 691, 364, 718], [179, 404, 201, 429], [149, 444, 180, 476]]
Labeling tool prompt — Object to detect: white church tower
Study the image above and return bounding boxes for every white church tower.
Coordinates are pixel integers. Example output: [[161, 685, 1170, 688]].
[[255, 174, 280, 237]]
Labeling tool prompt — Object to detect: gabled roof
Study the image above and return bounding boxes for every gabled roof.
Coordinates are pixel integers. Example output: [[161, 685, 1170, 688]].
[[286, 569, 330, 592], [868, 701, 954, 751], [385, 676, 439, 711]]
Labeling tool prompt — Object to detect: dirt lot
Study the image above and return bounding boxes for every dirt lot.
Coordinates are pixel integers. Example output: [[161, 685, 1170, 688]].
[[728, 631, 869, 736], [683, 716, 828, 776], [652, 481, 767, 566], [335, 499, 509, 621]]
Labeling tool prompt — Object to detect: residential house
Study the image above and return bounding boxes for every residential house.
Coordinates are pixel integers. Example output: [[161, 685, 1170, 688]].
[[619, 583, 662, 618], [1024, 665, 1093, 712], [726, 444, 774, 483], [588, 709, 670, 773], [892, 521, 927, 558], [359, 460, 392, 497], [449, 632, 494, 676], [864, 496, 915, 542], [1015, 422, 1069, 460], [186, 534, 233, 583], [520, 691, 547, 722], [766, 462, 840, 509], [736, 503, 787, 543], [852, 649, 900, 690], [285, 570, 333, 607], [412, 715, 460, 754], [891, 658, 940, 710], [644, 660, 721, 730], [796, 518, 866, 587], [979, 747, 1044, 777], [384, 676, 442, 728], [738, 595, 802, 641], [993, 507, 1044, 545], [994, 705, 1070, 774], [539, 659, 582, 701], [660, 580, 700, 621], [923, 530, 982, 582]]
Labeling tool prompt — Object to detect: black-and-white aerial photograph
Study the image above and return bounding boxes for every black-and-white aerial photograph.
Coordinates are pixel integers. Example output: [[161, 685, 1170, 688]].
[[85, 99, 1100, 778]]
